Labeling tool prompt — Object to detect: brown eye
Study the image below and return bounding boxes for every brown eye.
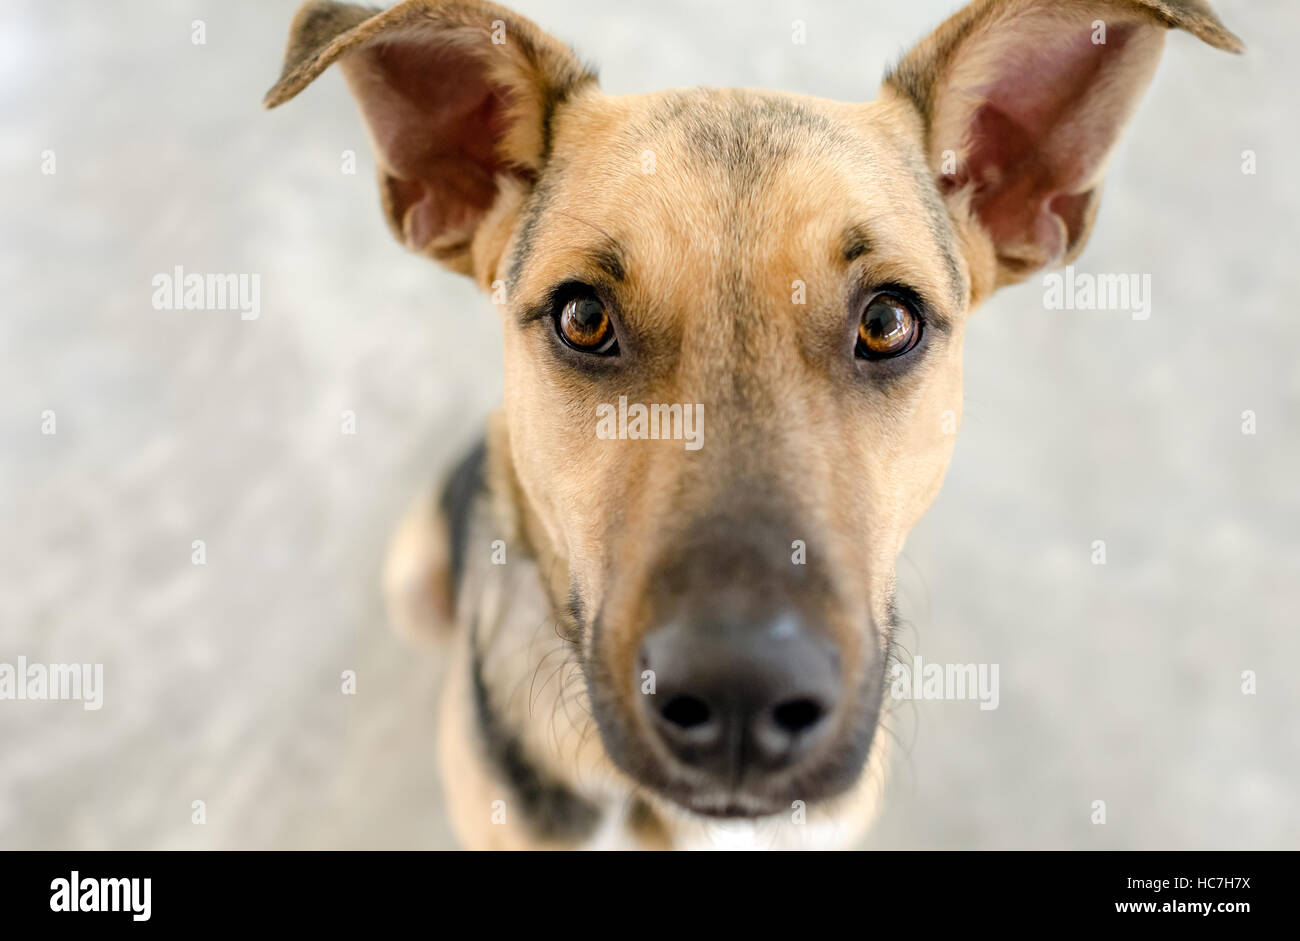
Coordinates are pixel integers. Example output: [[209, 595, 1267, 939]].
[[857, 292, 921, 359], [557, 291, 617, 355]]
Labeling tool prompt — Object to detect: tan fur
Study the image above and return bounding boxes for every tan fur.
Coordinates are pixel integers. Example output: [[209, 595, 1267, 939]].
[[267, 0, 1241, 849], [266, 0, 597, 273]]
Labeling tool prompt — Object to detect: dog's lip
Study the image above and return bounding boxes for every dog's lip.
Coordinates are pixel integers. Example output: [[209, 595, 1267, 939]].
[[612, 738, 867, 821], [642, 772, 824, 820], [676, 795, 787, 819], [640, 779, 792, 819]]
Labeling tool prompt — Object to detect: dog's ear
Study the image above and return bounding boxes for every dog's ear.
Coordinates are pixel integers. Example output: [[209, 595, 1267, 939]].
[[264, 0, 596, 281], [884, 0, 1242, 292]]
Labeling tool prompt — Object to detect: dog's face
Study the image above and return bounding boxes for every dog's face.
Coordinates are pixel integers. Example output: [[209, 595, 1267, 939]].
[[267, 0, 1239, 817], [501, 88, 966, 814]]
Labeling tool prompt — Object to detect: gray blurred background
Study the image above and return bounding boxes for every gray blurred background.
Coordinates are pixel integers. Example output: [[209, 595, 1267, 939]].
[[1, 0, 1296, 849]]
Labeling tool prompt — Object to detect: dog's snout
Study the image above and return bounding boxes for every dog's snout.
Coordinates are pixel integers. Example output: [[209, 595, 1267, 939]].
[[638, 611, 841, 780]]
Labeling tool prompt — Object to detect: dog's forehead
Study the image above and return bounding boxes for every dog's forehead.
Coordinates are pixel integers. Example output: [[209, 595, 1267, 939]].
[[617, 88, 872, 174], [510, 87, 964, 322]]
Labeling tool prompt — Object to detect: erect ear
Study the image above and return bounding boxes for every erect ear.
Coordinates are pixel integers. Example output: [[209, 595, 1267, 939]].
[[264, 0, 596, 281], [883, 0, 1242, 293]]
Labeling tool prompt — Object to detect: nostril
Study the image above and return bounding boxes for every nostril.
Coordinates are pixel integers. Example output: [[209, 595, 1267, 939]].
[[771, 697, 825, 735], [638, 613, 842, 774], [660, 694, 712, 729]]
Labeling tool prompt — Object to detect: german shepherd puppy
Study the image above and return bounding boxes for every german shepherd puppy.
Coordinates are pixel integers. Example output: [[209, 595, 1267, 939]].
[[265, 0, 1242, 848]]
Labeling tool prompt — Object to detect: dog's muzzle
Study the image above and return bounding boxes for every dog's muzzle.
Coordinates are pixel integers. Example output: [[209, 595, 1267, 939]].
[[593, 513, 882, 818]]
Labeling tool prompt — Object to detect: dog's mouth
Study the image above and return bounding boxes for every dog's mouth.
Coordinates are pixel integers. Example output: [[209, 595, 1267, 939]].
[[659, 789, 794, 820]]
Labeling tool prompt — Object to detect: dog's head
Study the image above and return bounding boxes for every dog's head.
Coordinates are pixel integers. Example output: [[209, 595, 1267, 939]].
[[268, 0, 1239, 819]]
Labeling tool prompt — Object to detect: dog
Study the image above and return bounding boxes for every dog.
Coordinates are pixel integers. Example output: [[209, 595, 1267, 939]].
[[265, 0, 1241, 849]]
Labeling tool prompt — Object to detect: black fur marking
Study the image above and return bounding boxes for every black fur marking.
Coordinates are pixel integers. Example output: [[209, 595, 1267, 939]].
[[469, 614, 602, 843], [567, 585, 586, 629], [504, 175, 555, 297], [908, 152, 966, 307], [539, 70, 598, 164], [438, 436, 488, 603], [843, 224, 873, 262], [591, 239, 626, 283]]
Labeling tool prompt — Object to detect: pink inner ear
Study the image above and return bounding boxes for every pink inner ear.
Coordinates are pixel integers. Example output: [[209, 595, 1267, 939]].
[[344, 37, 521, 251], [955, 24, 1140, 267]]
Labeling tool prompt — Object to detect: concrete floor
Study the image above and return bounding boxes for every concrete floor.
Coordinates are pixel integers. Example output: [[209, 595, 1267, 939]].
[[1, 0, 1295, 849]]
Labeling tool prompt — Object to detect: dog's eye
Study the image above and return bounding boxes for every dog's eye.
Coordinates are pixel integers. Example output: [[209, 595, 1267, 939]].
[[856, 292, 921, 359], [555, 290, 618, 355]]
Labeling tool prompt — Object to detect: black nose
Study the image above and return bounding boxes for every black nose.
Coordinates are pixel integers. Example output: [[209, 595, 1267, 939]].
[[637, 611, 841, 781]]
